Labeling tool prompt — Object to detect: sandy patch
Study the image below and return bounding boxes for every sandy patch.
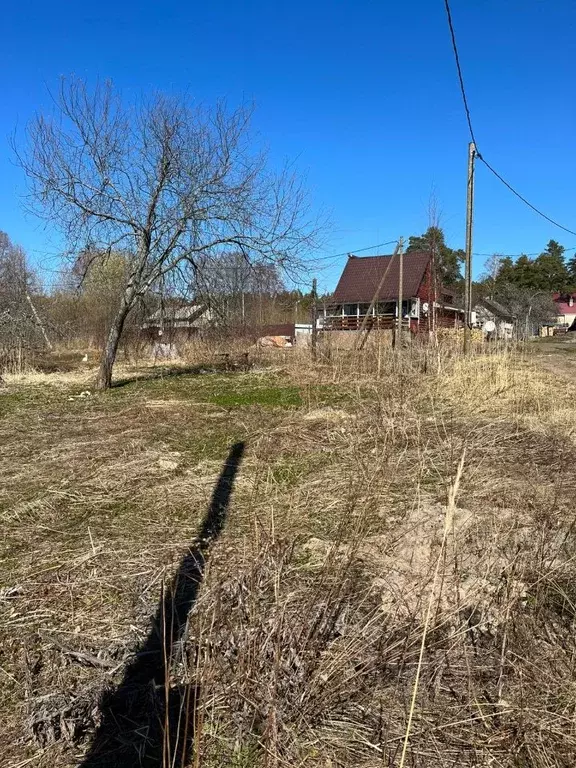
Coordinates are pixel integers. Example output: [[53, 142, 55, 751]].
[[302, 407, 353, 423]]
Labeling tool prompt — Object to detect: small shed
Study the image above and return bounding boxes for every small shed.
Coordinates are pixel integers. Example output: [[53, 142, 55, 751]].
[[472, 298, 515, 340], [141, 304, 213, 343]]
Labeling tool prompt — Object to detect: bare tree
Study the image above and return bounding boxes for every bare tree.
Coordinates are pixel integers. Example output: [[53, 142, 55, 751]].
[[15, 79, 319, 388], [427, 192, 441, 335], [49, 250, 131, 348], [0, 231, 50, 360], [479, 254, 504, 299], [493, 283, 556, 338], [190, 251, 284, 324], [0, 231, 32, 309]]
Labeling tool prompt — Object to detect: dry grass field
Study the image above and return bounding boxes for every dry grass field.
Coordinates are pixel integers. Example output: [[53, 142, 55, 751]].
[[2, 339, 576, 767]]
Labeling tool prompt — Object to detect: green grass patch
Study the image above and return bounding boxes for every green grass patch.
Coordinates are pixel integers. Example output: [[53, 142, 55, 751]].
[[205, 383, 301, 408], [0, 386, 68, 416], [109, 370, 304, 409], [267, 453, 330, 488], [156, 427, 244, 463]]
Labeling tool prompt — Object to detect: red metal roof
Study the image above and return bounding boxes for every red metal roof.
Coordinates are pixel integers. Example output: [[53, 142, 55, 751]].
[[555, 302, 576, 315], [332, 251, 430, 303], [553, 293, 576, 315]]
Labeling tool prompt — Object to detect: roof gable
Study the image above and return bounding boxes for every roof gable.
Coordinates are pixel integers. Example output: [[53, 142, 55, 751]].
[[475, 297, 515, 321], [146, 304, 207, 323], [332, 252, 430, 303]]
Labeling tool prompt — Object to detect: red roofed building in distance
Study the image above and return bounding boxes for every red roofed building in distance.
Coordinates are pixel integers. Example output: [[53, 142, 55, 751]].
[[322, 251, 464, 333], [553, 292, 576, 330]]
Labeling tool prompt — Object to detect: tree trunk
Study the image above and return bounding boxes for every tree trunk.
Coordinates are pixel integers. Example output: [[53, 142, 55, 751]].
[[95, 293, 132, 390], [26, 294, 53, 350]]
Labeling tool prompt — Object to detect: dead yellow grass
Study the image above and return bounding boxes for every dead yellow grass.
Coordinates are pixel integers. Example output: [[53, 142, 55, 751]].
[[2, 368, 97, 387], [2, 342, 576, 766]]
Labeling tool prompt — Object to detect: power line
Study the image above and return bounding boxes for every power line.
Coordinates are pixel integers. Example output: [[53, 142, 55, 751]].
[[478, 157, 576, 237], [443, 0, 479, 148], [474, 246, 576, 258], [313, 239, 398, 263], [443, 0, 576, 238], [30, 240, 400, 277], [344, 239, 399, 256]]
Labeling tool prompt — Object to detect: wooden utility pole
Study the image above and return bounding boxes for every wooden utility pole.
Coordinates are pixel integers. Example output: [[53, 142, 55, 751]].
[[311, 277, 318, 360], [463, 142, 476, 354], [397, 237, 404, 338], [354, 238, 402, 351]]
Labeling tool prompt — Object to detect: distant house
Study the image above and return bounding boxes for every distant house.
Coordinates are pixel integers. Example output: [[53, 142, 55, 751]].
[[141, 304, 213, 343], [553, 293, 576, 330], [322, 251, 463, 332], [472, 297, 515, 340]]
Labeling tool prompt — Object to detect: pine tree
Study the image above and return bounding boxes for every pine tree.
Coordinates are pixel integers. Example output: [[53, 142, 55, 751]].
[[532, 240, 569, 291], [406, 227, 464, 286]]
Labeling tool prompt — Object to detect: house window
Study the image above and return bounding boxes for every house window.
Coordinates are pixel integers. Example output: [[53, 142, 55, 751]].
[[376, 301, 395, 315], [358, 303, 371, 316], [394, 300, 411, 318], [343, 304, 357, 316]]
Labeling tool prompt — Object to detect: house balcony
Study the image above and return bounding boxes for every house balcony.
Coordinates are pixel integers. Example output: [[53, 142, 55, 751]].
[[320, 300, 464, 333], [321, 314, 406, 331]]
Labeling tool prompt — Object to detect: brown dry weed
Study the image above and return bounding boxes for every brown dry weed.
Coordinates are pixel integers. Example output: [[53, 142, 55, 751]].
[[1, 341, 576, 767]]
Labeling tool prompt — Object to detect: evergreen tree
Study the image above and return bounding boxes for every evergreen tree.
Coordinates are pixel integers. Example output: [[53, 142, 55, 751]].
[[567, 253, 576, 288], [531, 240, 569, 291], [406, 227, 464, 286], [492, 241, 569, 292], [513, 255, 538, 289], [495, 256, 516, 284]]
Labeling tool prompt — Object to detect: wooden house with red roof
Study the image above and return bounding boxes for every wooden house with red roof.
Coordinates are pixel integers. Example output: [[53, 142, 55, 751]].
[[322, 251, 464, 333], [553, 292, 576, 330]]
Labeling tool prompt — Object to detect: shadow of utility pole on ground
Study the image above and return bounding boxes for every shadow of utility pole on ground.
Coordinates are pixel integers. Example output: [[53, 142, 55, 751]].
[[80, 441, 246, 768]]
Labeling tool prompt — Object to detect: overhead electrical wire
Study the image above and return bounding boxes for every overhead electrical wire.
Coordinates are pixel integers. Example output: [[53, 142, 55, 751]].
[[312, 239, 398, 263], [443, 0, 479, 149], [30, 240, 401, 277], [33, 240, 401, 283], [478, 158, 576, 237], [443, 0, 576, 238], [474, 246, 576, 258]]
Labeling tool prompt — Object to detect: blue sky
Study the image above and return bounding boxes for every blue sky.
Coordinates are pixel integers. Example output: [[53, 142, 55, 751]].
[[1, 0, 575, 292]]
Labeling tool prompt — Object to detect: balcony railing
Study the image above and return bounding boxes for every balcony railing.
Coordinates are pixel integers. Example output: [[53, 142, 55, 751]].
[[321, 314, 406, 331], [321, 313, 464, 332]]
